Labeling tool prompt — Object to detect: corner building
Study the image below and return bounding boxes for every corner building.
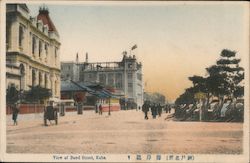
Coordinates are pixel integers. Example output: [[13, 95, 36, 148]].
[[6, 4, 61, 98]]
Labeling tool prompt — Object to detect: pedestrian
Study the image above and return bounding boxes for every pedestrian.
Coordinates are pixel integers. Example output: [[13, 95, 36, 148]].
[[151, 103, 157, 119], [157, 104, 162, 117], [165, 105, 168, 113], [99, 104, 103, 115], [95, 102, 98, 113], [138, 106, 141, 111], [12, 103, 19, 125], [168, 106, 172, 113], [142, 102, 149, 120]]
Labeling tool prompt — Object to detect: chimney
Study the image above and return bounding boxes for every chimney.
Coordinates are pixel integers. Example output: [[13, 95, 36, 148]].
[[39, 4, 49, 15]]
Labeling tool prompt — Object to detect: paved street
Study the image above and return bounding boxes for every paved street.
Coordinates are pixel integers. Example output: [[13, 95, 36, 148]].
[[7, 110, 243, 154]]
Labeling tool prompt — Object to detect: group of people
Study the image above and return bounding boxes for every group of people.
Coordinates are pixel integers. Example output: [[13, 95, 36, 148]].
[[142, 101, 172, 120]]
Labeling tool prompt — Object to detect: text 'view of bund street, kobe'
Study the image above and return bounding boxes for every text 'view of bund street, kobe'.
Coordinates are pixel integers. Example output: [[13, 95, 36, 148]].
[[4, 2, 247, 161]]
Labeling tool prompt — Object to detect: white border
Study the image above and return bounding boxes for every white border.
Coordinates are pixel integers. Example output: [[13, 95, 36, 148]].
[[1, 1, 249, 162]]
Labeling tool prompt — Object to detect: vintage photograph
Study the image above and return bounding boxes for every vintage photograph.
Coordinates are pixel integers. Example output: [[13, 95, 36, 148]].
[[2, 1, 249, 162]]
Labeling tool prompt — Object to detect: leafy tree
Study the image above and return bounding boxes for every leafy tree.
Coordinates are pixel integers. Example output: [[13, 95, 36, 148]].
[[6, 85, 19, 104], [24, 86, 52, 103]]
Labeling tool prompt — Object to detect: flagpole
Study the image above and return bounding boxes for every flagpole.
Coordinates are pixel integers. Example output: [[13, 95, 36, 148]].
[[123, 51, 127, 110]]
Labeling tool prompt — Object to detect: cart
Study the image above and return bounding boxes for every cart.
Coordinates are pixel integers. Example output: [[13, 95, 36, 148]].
[[44, 106, 58, 126]]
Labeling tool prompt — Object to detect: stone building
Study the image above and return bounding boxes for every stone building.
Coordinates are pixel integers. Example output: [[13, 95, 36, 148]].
[[61, 54, 144, 107], [6, 4, 61, 98]]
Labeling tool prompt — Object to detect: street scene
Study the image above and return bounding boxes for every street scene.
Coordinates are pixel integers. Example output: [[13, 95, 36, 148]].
[[4, 2, 248, 162], [7, 110, 243, 154]]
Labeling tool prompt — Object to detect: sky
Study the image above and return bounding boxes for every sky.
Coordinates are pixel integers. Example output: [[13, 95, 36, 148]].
[[27, 2, 248, 102]]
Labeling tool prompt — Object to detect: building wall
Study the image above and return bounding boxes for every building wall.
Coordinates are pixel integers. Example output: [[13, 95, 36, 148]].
[[61, 55, 143, 107], [61, 62, 79, 81], [6, 4, 61, 98]]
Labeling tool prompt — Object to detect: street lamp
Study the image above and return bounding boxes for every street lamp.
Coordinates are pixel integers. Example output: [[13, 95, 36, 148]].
[[108, 97, 111, 116]]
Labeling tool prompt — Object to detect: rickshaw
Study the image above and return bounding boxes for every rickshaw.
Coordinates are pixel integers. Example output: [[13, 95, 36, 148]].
[[44, 101, 58, 126]]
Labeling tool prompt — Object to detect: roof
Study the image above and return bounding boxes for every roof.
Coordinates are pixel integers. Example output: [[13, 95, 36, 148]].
[[19, 4, 30, 13], [61, 80, 122, 99], [37, 7, 58, 34], [61, 80, 87, 92]]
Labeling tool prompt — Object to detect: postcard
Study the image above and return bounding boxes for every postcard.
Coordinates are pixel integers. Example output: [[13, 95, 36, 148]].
[[0, 1, 249, 162]]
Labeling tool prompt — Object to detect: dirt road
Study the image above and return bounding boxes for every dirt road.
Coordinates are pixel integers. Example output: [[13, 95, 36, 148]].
[[7, 110, 243, 154]]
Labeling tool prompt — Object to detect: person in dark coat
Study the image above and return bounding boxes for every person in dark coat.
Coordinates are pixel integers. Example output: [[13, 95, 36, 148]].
[[165, 105, 169, 113], [168, 106, 172, 113], [142, 102, 149, 120], [157, 104, 162, 117], [99, 104, 103, 115], [151, 103, 157, 119], [95, 103, 98, 113], [12, 103, 19, 125]]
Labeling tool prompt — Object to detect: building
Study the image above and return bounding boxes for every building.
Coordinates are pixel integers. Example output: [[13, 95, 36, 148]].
[[6, 4, 61, 99], [61, 53, 144, 108]]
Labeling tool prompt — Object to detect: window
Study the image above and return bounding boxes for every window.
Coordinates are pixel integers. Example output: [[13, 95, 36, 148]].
[[137, 73, 142, 81], [32, 69, 36, 86], [55, 47, 58, 58], [45, 74, 48, 88], [115, 73, 122, 89], [128, 83, 133, 91], [108, 73, 114, 86], [99, 74, 106, 85], [45, 43, 48, 55], [39, 72, 42, 86], [128, 73, 133, 79], [6, 23, 11, 46], [39, 40, 42, 57], [32, 36, 36, 55], [128, 63, 133, 68], [19, 24, 24, 47]]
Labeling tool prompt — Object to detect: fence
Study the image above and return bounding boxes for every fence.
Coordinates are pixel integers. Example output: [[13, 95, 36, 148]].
[[6, 104, 45, 115]]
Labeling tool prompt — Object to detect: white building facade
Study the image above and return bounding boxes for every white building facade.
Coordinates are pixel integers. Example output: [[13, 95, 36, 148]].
[[61, 54, 144, 107], [6, 4, 61, 98]]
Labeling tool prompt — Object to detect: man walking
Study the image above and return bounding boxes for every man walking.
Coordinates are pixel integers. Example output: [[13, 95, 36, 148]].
[[151, 103, 157, 119], [142, 102, 149, 120], [99, 104, 103, 115], [12, 103, 19, 125], [157, 103, 162, 117]]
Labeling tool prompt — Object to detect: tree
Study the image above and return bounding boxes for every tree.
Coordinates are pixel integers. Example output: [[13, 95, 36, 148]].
[[175, 88, 195, 106], [6, 85, 19, 104], [206, 49, 244, 101], [24, 86, 52, 103]]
